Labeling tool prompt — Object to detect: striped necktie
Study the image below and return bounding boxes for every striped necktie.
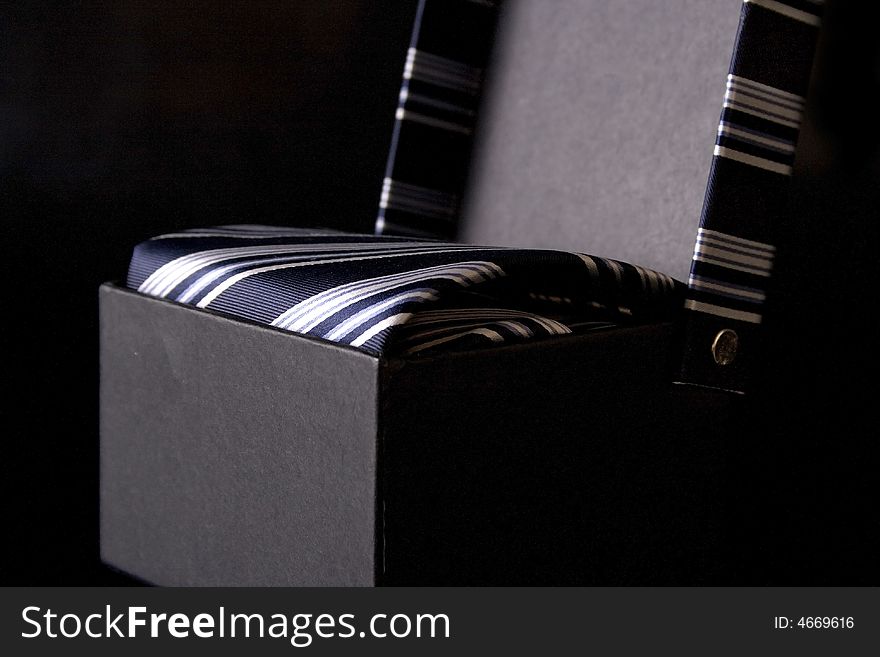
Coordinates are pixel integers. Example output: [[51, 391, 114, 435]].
[[679, 0, 823, 392], [375, 0, 499, 239], [128, 226, 682, 356]]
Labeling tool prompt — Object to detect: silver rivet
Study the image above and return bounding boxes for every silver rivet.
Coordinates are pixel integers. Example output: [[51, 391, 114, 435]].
[[712, 329, 738, 366]]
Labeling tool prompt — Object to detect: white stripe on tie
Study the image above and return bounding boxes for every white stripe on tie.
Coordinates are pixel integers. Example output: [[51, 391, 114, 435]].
[[685, 299, 763, 324]]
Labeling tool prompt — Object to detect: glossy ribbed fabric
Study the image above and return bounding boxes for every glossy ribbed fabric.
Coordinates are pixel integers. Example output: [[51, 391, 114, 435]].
[[679, 0, 824, 392], [128, 225, 683, 356]]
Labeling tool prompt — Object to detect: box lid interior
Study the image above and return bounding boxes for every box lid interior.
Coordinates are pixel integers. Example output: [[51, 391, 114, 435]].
[[461, 0, 743, 281]]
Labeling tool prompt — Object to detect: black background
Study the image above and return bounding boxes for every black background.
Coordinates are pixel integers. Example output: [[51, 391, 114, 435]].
[[2, 0, 878, 585], [2, 0, 417, 585]]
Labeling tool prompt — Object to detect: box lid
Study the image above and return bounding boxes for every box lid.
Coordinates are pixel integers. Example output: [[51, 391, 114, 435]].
[[461, 0, 741, 282], [376, 0, 824, 393]]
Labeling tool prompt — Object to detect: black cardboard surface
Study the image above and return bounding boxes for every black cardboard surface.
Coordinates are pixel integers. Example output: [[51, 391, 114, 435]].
[[463, 0, 741, 281], [381, 325, 733, 584], [100, 285, 380, 586], [101, 284, 734, 585]]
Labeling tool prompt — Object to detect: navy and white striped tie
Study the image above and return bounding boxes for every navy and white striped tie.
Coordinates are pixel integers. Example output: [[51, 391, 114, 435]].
[[128, 225, 683, 356], [679, 0, 823, 391]]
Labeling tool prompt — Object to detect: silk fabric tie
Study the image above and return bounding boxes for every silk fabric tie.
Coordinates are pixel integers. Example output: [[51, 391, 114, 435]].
[[128, 225, 683, 355]]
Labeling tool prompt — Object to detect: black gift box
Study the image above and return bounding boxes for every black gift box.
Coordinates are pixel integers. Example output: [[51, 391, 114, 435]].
[[100, 0, 824, 584], [100, 284, 732, 585]]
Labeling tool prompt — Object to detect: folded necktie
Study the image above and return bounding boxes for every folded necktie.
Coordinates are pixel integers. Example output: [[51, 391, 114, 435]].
[[128, 225, 683, 356]]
